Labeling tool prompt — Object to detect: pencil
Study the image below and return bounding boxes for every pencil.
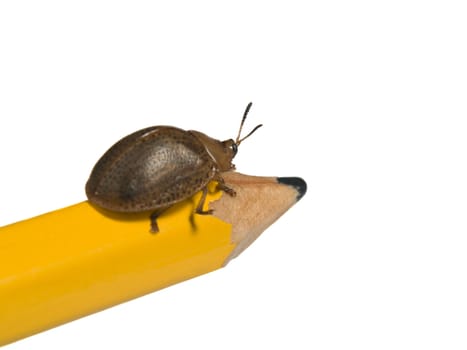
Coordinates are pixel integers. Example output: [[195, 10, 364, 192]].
[[0, 172, 306, 346]]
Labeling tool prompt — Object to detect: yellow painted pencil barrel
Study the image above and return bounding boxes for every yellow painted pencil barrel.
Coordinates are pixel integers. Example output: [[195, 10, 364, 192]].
[[0, 172, 306, 346]]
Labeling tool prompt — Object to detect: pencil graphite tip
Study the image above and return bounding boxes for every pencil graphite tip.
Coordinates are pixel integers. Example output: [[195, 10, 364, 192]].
[[277, 177, 307, 201]]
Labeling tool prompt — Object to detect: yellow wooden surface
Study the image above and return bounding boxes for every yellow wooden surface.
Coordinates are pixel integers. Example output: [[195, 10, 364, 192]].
[[0, 188, 233, 346]]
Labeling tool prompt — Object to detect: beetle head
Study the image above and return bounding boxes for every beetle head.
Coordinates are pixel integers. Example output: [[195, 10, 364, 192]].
[[190, 102, 262, 172]]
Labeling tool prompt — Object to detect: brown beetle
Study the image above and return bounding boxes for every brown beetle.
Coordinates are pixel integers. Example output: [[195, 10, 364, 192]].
[[86, 103, 262, 233]]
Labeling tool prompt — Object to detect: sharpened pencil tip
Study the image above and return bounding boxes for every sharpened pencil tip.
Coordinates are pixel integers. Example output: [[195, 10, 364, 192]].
[[277, 177, 307, 201]]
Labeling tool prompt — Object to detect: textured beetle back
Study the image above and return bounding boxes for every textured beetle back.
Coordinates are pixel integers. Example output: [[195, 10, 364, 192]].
[[86, 126, 216, 212]]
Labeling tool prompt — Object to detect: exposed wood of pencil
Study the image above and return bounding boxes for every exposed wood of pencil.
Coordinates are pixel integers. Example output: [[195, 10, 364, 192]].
[[213, 172, 303, 262]]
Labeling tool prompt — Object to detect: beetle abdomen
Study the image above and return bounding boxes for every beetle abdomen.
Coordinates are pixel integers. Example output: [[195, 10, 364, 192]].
[[86, 126, 216, 212]]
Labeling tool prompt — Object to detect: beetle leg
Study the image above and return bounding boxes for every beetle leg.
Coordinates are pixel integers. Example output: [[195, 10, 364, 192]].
[[149, 208, 165, 234], [214, 174, 236, 197], [195, 186, 214, 215]]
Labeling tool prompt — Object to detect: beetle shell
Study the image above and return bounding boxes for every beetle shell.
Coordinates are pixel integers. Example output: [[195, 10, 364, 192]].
[[86, 126, 218, 212]]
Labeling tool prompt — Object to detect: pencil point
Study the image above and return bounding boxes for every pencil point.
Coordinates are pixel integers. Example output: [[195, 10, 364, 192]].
[[277, 177, 307, 201]]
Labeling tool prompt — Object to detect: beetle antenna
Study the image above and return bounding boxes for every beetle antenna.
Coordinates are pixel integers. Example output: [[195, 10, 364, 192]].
[[236, 102, 263, 146], [237, 123, 263, 145]]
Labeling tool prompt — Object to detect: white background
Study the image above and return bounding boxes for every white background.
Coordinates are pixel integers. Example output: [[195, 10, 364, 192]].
[[1, 1, 466, 349]]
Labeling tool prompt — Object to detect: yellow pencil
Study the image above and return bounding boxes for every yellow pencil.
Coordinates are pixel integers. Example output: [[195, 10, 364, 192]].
[[0, 172, 306, 346]]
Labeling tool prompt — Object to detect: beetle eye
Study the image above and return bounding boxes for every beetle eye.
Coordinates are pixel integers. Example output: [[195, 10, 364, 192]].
[[231, 143, 238, 156]]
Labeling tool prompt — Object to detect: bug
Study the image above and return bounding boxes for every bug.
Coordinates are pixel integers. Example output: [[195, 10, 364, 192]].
[[86, 102, 262, 233]]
